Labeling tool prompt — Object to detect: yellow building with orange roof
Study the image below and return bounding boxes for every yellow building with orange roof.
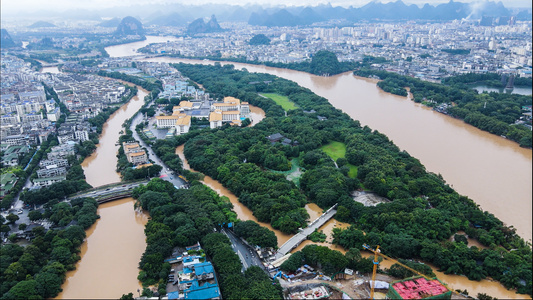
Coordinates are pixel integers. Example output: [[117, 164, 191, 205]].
[[155, 113, 191, 135], [122, 141, 148, 165], [211, 97, 241, 112], [209, 109, 223, 129], [172, 101, 194, 114]]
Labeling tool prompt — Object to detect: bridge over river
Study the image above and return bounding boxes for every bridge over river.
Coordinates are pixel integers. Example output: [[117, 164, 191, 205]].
[[68, 179, 150, 204], [274, 204, 338, 260]]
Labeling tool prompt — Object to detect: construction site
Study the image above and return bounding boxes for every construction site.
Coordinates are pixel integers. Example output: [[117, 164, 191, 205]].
[[269, 244, 469, 300]]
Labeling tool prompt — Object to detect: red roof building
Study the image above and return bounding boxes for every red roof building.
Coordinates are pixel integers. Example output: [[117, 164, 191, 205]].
[[386, 276, 451, 299]]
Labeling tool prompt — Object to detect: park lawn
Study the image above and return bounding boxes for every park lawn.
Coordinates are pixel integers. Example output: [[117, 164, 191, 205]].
[[260, 93, 298, 111], [320, 141, 358, 178]]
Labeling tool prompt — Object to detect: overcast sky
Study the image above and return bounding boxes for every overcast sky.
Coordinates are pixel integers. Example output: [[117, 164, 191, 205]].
[[2, 0, 531, 15]]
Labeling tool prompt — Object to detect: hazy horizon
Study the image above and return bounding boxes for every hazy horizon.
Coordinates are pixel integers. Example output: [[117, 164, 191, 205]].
[[1, 0, 531, 18]]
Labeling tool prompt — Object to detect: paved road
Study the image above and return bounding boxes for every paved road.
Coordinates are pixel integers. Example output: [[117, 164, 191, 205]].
[[275, 205, 338, 259], [129, 110, 187, 189], [70, 182, 144, 200], [221, 228, 265, 273]]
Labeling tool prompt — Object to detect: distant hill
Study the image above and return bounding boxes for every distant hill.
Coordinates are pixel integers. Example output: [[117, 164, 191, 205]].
[[186, 15, 223, 35], [298, 7, 326, 25], [115, 16, 144, 36], [246, 0, 519, 26], [28, 21, 56, 28], [149, 12, 189, 27], [227, 6, 252, 22], [250, 9, 302, 27], [516, 9, 533, 21], [1, 29, 16, 48], [98, 18, 121, 27]]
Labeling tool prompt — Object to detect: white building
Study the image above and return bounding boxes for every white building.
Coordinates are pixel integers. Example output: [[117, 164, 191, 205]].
[[33, 175, 66, 187], [47, 108, 61, 122], [208, 97, 250, 128], [123, 142, 149, 165], [74, 130, 89, 142], [155, 112, 192, 135]]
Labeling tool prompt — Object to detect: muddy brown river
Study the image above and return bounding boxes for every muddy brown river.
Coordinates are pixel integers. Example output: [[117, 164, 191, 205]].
[[56, 85, 149, 298], [144, 56, 532, 243], [58, 36, 530, 299]]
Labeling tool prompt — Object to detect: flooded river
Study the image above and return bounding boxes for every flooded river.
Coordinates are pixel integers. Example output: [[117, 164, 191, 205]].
[[57, 37, 530, 299], [141, 55, 532, 243], [56, 79, 149, 297], [81, 88, 147, 187], [56, 198, 148, 299]]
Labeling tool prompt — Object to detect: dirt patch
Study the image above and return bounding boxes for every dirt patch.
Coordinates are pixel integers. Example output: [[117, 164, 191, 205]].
[[280, 272, 469, 300], [352, 191, 391, 206]]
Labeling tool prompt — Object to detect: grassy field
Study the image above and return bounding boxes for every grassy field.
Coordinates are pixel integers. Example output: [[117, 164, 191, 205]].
[[260, 93, 298, 111], [320, 141, 358, 178], [269, 158, 303, 187]]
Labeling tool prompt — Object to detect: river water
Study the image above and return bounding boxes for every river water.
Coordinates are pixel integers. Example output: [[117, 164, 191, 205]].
[[56, 198, 148, 299], [50, 68, 150, 297], [140, 56, 532, 243], [57, 36, 530, 299], [81, 88, 147, 187]]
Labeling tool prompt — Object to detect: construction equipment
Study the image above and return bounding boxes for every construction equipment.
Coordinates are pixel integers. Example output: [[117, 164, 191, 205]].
[[364, 244, 381, 300], [272, 271, 287, 284], [362, 244, 456, 299]]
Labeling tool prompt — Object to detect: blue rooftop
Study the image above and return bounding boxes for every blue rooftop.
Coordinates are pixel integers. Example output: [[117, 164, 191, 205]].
[[194, 262, 214, 276], [168, 291, 180, 300], [184, 281, 220, 299]]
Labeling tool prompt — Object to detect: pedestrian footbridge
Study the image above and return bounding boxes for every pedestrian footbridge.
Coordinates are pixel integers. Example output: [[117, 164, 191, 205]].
[[274, 204, 337, 259]]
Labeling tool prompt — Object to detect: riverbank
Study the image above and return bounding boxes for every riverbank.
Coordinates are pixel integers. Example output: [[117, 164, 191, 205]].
[[58, 81, 150, 297], [353, 68, 532, 148], [55, 198, 148, 299], [100, 40, 531, 298]]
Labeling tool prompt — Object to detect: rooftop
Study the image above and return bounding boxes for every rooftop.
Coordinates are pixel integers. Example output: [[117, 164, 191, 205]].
[[390, 276, 450, 300]]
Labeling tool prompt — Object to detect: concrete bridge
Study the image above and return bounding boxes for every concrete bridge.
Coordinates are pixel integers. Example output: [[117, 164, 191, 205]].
[[68, 180, 150, 204], [274, 204, 338, 259]]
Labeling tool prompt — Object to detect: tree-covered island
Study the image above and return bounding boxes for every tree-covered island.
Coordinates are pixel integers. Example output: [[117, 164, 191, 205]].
[[128, 62, 531, 297]]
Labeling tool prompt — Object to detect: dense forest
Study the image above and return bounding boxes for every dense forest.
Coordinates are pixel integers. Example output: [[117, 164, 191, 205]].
[[170, 63, 531, 296], [0, 197, 99, 299], [97, 70, 163, 92], [248, 34, 271, 45], [233, 220, 277, 248], [158, 50, 355, 76], [354, 68, 532, 147], [130, 179, 281, 298]]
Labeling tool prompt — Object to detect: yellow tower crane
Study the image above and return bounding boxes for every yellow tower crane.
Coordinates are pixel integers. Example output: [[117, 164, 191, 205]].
[[362, 244, 456, 299]]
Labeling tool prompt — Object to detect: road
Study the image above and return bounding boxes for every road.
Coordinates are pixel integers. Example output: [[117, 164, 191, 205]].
[[11, 145, 42, 211], [221, 228, 265, 273], [69, 182, 146, 201], [129, 109, 187, 189], [275, 204, 338, 259]]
